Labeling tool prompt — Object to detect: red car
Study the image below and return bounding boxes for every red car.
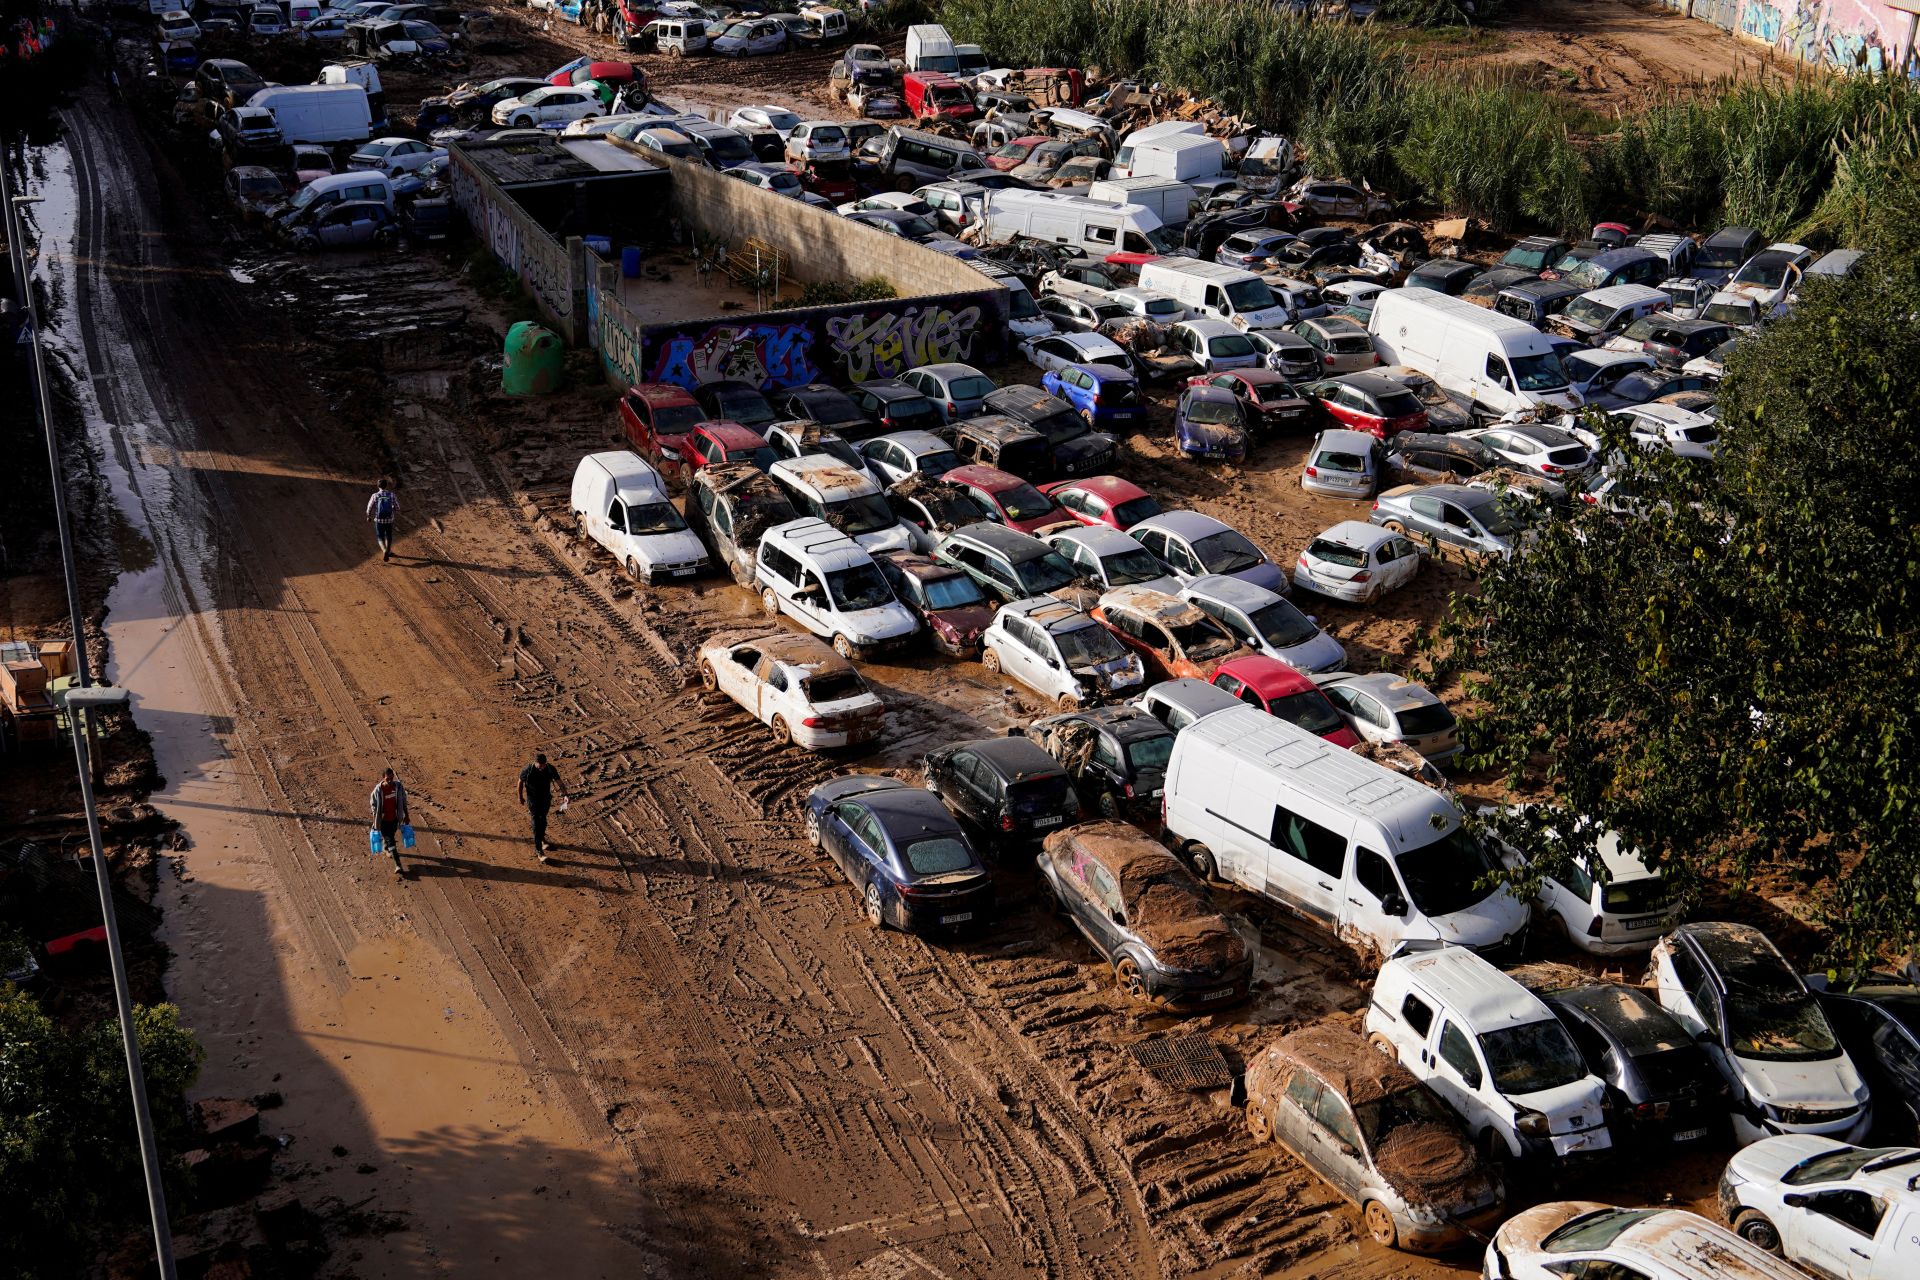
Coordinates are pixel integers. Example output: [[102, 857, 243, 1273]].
[[1210, 656, 1360, 747], [618, 383, 707, 477], [549, 60, 643, 89], [1037, 476, 1163, 532], [682, 422, 778, 475], [1304, 371, 1429, 440], [903, 71, 978, 122], [1184, 370, 1315, 432], [945, 464, 1068, 535], [986, 134, 1050, 172], [799, 158, 855, 203]]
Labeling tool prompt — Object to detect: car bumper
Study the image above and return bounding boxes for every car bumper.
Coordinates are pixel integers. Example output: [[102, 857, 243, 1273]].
[[850, 633, 917, 660], [645, 561, 709, 584], [1180, 441, 1247, 463], [1143, 968, 1252, 1010], [1301, 475, 1373, 498], [898, 889, 995, 934], [1294, 574, 1370, 603], [792, 719, 884, 751], [1518, 1123, 1613, 1160], [1733, 1106, 1872, 1147], [1398, 1200, 1504, 1253]]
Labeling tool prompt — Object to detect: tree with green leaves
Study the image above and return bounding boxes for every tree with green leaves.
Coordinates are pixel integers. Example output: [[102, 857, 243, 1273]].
[[1448, 224, 1920, 974]]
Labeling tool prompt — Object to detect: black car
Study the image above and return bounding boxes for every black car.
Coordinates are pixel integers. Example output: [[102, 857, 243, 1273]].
[[847, 379, 944, 440], [1543, 982, 1726, 1148], [1036, 820, 1254, 1008], [1501, 235, 1572, 274], [1248, 328, 1318, 382], [1022, 705, 1175, 828], [1638, 319, 1738, 368], [923, 736, 1082, 851], [693, 379, 779, 431], [1600, 368, 1721, 408], [1461, 266, 1541, 305], [805, 776, 994, 934], [982, 385, 1118, 479], [776, 383, 868, 436], [1382, 432, 1501, 486], [1815, 975, 1920, 1142], [1404, 259, 1483, 296], [1692, 225, 1763, 287], [951, 414, 1053, 480]]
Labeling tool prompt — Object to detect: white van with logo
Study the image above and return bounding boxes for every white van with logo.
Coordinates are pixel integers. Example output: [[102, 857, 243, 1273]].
[[569, 452, 710, 583], [766, 456, 915, 556], [1161, 707, 1531, 957], [1367, 288, 1581, 419], [981, 189, 1179, 258], [1138, 259, 1292, 330], [1365, 945, 1615, 1162], [755, 518, 920, 659]]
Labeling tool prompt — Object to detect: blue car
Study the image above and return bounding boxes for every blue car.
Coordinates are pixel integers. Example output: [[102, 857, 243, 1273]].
[[805, 776, 995, 934], [1174, 385, 1250, 463], [1042, 364, 1145, 432]]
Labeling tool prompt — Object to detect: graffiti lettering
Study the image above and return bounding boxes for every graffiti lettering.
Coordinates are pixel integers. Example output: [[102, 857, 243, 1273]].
[[823, 305, 984, 383], [644, 322, 820, 390]]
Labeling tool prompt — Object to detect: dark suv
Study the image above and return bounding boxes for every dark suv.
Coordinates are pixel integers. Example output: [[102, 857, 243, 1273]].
[[1021, 705, 1174, 828], [950, 414, 1052, 480], [982, 384, 1118, 479], [923, 736, 1082, 851], [847, 379, 944, 439]]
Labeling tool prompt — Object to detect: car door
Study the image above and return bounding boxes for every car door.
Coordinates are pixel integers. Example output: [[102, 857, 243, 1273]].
[[596, 497, 628, 556], [711, 644, 757, 707], [839, 803, 890, 894], [1267, 802, 1346, 924], [1278, 1069, 1342, 1184], [316, 207, 353, 247], [1158, 535, 1205, 583], [1000, 616, 1049, 693], [1345, 847, 1408, 950], [1430, 1017, 1495, 1139], [786, 566, 833, 634], [1378, 536, 1420, 590], [1080, 859, 1126, 958], [1309, 1087, 1369, 1201], [819, 798, 862, 875], [1786, 1189, 1887, 1279]]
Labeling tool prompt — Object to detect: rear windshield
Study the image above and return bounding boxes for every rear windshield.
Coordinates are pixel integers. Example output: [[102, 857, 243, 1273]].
[[1110, 495, 1163, 527], [1306, 538, 1366, 568], [1327, 333, 1375, 355], [1314, 448, 1368, 473], [804, 670, 866, 703], [1125, 735, 1174, 774], [1373, 389, 1422, 418], [1602, 876, 1668, 915], [902, 836, 974, 875], [948, 375, 995, 401], [1007, 775, 1074, 815], [1394, 703, 1455, 736]]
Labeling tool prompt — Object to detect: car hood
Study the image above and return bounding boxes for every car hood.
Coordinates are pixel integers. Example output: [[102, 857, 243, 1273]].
[[1273, 628, 1344, 673], [625, 529, 708, 564], [1508, 1075, 1609, 1135], [1726, 1132, 1848, 1187], [1179, 419, 1247, 453], [851, 524, 915, 556], [1409, 886, 1530, 950], [1371, 1122, 1497, 1213], [1733, 1050, 1867, 1112], [928, 603, 994, 639], [839, 601, 919, 642]]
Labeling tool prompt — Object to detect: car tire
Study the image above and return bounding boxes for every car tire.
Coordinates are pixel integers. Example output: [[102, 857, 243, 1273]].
[[698, 658, 718, 693], [1734, 1211, 1780, 1254], [762, 587, 782, 617], [1367, 1031, 1398, 1060], [804, 806, 821, 848], [1383, 520, 1409, 535], [513, 115, 534, 128], [667, 45, 681, 58], [626, 556, 643, 581], [1114, 957, 1148, 1003], [1055, 693, 1079, 712], [1362, 1200, 1397, 1248], [863, 880, 887, 929], [1246, 1103, 1273, 1143], [768, 714, 791, 746], [1097, 791, 1120, 819], [832, 633, 855, 660], [1186, 843, 1218, 881], [981, 647, 1001, 674]]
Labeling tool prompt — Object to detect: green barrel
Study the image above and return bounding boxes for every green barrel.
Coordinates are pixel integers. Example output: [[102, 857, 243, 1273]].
[[502, 321, 564, 396]]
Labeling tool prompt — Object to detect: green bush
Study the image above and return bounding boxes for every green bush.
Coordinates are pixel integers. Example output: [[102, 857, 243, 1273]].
[[800, 277, 898, 306]]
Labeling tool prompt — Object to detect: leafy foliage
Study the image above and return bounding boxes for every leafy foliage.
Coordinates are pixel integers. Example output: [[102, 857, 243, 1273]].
[[0, 990, 204, 1279], [799, 277, 898, 307]]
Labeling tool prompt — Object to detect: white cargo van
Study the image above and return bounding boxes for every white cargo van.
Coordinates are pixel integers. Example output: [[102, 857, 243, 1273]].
[[1137, 259, 1292, 330], [317, 61, 386, 132], [251, 83, 373, 145], [1161, 708, 1532, 957], [570, 452, 711, 583], [904, 23, 958, 72], [1367, 288, 1580, 419], [1086, 177, 1196, 227], [980, 189, 1178, 258], [1553, 283, 1669, 343], [1127, 133, 1229, 184], [1112, 120, 1204, 179]]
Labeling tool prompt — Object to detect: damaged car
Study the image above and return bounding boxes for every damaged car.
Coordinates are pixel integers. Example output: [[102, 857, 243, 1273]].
[[979, 595, 1145, 710], [873, 550, 994, 657], [806, 775, 993, 933], [923, 734, 1083, 850], [1486, 1203, 1804, 1280], [1092, 587, 1241, 683], [698, 630, 886, 750], [1022, 706, 1175, 827], [685, 461, 800, 586]]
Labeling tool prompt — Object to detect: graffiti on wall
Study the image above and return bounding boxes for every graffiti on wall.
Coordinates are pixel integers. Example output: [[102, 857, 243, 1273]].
[[1699, 0, 1745, 32], [1731, 0, 1912, 72], [823, 304, 985, 383], [646, 322, 820, 389]]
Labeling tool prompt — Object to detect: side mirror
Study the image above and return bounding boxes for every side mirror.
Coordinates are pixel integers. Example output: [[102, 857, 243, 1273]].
[[1109, 907, 1125, 926], [1782, 1192, 1811, 1209], [1381, 891, 1408, 918]]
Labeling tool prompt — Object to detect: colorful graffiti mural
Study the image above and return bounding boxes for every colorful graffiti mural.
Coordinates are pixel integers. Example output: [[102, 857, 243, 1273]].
[[646, 321, 820, 390], [823, 304, 985, 383], [1730, 0, 1914, 73]]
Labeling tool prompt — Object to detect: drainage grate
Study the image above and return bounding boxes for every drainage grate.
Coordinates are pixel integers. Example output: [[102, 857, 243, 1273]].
[[1130, 1035, 1233, 1091]]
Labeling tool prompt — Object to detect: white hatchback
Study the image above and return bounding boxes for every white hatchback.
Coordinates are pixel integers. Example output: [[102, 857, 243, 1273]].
[[981, 596, 1145, 709], [1291, 521, 1420, 604], [1719, 1135, 1920, 1274], [1486, 1203, 1805, 1280], [697, 630, 886, 750]]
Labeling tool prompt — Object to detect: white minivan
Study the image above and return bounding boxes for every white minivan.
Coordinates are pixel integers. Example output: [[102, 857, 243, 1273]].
[[1161, 707, 1531, 957], [1366, 945, 1616, 1163], [980, 189, 1179, 258], [570, 451, 710, 583], [1368, 288, 1581, 420], [755, 518, 920, 659], [1112, 120, 1206, 179], [1138, 259, 1293, 330]]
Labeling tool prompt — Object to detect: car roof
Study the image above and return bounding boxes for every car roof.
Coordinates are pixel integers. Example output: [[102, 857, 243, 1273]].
[[772, 456, 881, 497], [1177, 318, 1240, 336], [1504, 279, 1583, 299], [1136, 510, 1227, 538], [951, 520, 1045, 553], [1331, 370, 1405, 396], [1184, 384, 1238, 405], [1180, 573, 1283, 612], [1310, 519, 1393, 550], [945, 462, 1029, 492], [1051, 524, 1142, 556], [1270, 1023, 1423, 1104], [1004, 595, 1093, 631], [1326, 670, 1442, 712], [1141, 677, 1242, 716], [914, 362, 985, 381], [876, 550, 962, 581], [631, 382, 698, 405], [958, 735, 1067, 780], [1389, 946, 1548, 1031], [1215, 653, 1312, 695], [700, 421, 769, 446], [1100, 585, 1202, 623], [1567, 348, 1652, 370], [1313, 428, 1379, 453], [877, 429, 949, 452], [1674, 921, 1794, 980], [1052, 475, 1148, 502]]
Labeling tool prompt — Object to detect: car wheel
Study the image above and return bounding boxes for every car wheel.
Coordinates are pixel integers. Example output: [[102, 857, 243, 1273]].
[[1037, 875, 1062, 916], [981, 647, 1001, 674], [1246, 1103, 1273, 1143], [1096, 791, 1119, 819], [832, 633, 855, 660], [1367, 1031, 1398, 1060], [625, 556, 643, 582], [1734, 1211, 1780, 1254], [1054, 693, 1079, 712], [513, 115, 534, 128], [1382, 520, 1409, 535], [1186, 843, 1217, 881], [768, 714, 791, 746], [667, 45, 681, 58], [1362, 1200, 1397, 1248], [804, 806, 821, 848], [1115, 957, 1148, 1003], [762, 587, 781, 617], [698, 658, 718, 692], [1549, 912, 1574, 948], [863, 880, 887, 929]]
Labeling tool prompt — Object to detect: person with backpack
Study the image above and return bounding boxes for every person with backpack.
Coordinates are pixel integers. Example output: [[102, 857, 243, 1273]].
[[368, 768, 411, 876], [366, 478, 399, 561]]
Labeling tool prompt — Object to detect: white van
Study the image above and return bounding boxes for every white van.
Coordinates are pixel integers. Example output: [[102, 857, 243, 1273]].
[[1365, 945, 1615, 1162], [1086, 177, 1196, 227], [570, 452, 710, 583], [1127, 133, 1229, 184], [280, 170, 397, 218], [1367, 289, 1580, 419], [980, 189, 1178, 258], [1112, 120, 1205, 179], [1553, 283, 1670, 343], [767, 456, 914, 556], [904, 23, 958, 72], [1138, 259, 1292, 330], [1161, 708, 1531, 957], [283, 2, 323, 28], [754, 518, 921, 658], [250, 83, 373, 146]]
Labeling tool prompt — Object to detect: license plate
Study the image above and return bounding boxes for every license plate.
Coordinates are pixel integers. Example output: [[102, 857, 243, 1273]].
[[940, 912, 974, 925], [1625, 915, 1668, 930], [1031, 815, 1063, 828], [667, 566, 697, 577], [1200, 987, 1234, 1001], [1673, 1127, 1709, 1142]]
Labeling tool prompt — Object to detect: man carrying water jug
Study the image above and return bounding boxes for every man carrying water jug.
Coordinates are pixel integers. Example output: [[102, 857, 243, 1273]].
[[366, 477, 399, 562], [369, 767, 411, 876]]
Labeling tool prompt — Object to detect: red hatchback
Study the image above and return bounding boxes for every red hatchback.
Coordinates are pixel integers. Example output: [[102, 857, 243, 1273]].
[[682, 422, 778, 476], [986, 135, 1050, 172], [618, 383, 708, 476], [945, 464, 1068, 535], [1037, 475, 1162, 532], [1304, 371, 1429, 441], [1210, 656, 1359, 747]]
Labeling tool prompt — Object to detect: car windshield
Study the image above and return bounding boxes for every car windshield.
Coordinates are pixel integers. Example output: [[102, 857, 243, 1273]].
[[652, 403, 706, 435], [1013, 550, 1079, 592], [707, 134, 755, 164], [1622, 317, 1663, 342], [1726, 992, 1840, 1061], [1697, 244, 1746, 272], [994, 483, 1055, 522], [930, 86, 971, 106], [1510, 351, 1570, 391], [238, 174, 284, 196], [1100, 547, 1168, 586], [1704, 299, 1759, 326], [1353, 1084, 1458, 1149], [1192, 530, 1263, 573], [1005, 289, 1041, 320], [1268, 691, 1343, 737], [1169, 618, 1237, 661], [902, 836, 974, 876], [825, 493, 898, 537], [825, 563, 895, 611], [1207, 333, 1256, 358], [921, 573, 985, 610], [1185, 397, 1242, 426], [947, 375, 995, 401], [288, 183, 323, 210], [1543, 1209, 1661, 1254], [402, 20, 439, 38], [1480, 1019, 1591, 1096], [1223, 279, 1277, 311], [1239, 600, 1313, 649], [1503, 244, 1554, 271], [723, 21, 755, 36], [1140, 225, 1181, 254], [1314, 447, 1368, 473], [803, 669, 866, 702], [1306, 538, 1366, 568], [994, 142, 1036, 160], [1109, 495, 1163, 527], [1054, 620, 1126, 668], [1784, 1147, 1920, 1187], [892, 213, 938, 237], [1124, 735, 1174, 774], [1030, 409, 1088, 444], [1611, 371, 1664, 401], [767, 172, 801, 193], [1734, 257, 1792, 288], [1562, 259, 1620, 290], [1393, 823, 1504, 918], [1561, 296, 1614, 327], [626, 502, 687, 535], [1465, 498, 1523, 537], [1395, 702, 1455, 736]]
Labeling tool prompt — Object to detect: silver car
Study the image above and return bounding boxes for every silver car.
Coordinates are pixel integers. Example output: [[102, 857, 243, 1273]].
[[1301, 428, 1379, 498], [1462, 423, 1593, 479], [1179, 574, 1345, 674], [1315, 670, 1459, 761]]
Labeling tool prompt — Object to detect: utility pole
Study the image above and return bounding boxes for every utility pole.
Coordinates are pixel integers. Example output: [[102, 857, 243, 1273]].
[[5, 133, 180, 1280]]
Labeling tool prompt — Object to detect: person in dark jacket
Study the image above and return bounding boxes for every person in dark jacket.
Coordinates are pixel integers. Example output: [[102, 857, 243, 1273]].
[[368, 767, 410, 875], [517, 752, 570, 862]]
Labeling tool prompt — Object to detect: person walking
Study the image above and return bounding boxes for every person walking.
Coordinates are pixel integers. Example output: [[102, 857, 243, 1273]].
[[366, 477, 399, 562], [517, 752, 569, 863], [368, 767, 410, 876]]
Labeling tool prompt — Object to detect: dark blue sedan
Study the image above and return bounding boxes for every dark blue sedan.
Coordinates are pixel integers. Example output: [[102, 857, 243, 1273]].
[[805, 776, 994, 934]]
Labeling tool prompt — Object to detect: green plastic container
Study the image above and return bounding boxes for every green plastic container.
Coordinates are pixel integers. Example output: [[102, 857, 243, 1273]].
[[502, 321, 564, 396]]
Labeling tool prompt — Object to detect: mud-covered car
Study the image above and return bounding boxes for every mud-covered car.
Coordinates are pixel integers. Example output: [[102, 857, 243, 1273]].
[[1022, 706, 1174, 827], [950, 414, 1053, 483], [979, 596, 1144, 708], [981, 384, 1120, 479], [1173, 385, 1251, 463], [1099, 318, 1204, 384], [224, 165, 288, 223], [1092, 587, 1241, 683], [684, 462, 801, 586], [1381, 433, 1502, 487], [1185, 369, 1314, 433], [923, 735, 1082, 851], [1485, 1203, 1804, 1280], [884, 473, 990, 552], [806, 775, 993, 934], [1244, 1023, 1503, 1251], [697, 630, 885, 750], [1038, 821, 1254, 1006], [873, 551, 994, 657]]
